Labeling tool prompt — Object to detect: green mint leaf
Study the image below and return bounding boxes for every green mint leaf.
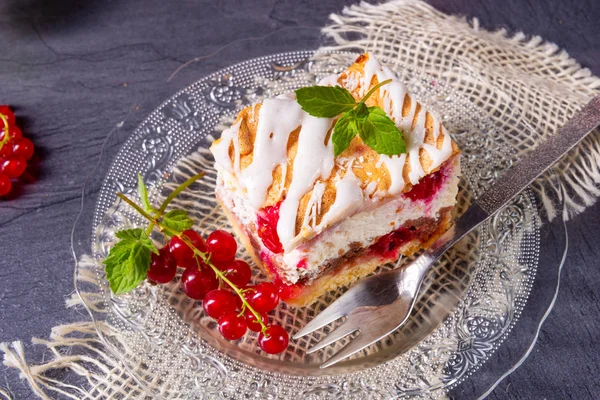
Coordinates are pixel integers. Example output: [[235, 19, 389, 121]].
[[104, 240, 153, 295], [103, 229, 157, 294], [332, 114, 359, 156], [295, 86, 357, 118], [115, 228, 145, 241], [137, 173, 156, 213], [162, 209, 194, 234], [114, 229, 158, 254], [358, 107, 406, 156], [350, 102, 369, 121]]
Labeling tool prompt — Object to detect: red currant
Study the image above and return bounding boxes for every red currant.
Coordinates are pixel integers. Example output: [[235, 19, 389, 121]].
[[258, 325, 289, 354], [11, 138, 34, 161], [218, 312, 247, 340], [0, 174, 11, 196], [0, 143, 12, 159], [203, 289, 237, 319], [169, 230, 207, 268], [1, 156, 27, 178], [0, 106, 15, 126], [180, 265, 217, 300], [206, 230, 237, 262], [0, 126, 22, 143], [245, 311, 268, 332], [247, 282, 279, 313], [235, 291, 244, 311], [220, 259, 251, 287], [147, 246, 177, 284]]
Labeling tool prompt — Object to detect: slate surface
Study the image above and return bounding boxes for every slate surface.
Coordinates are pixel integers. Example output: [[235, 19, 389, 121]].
[[0, 0, 598, 398]]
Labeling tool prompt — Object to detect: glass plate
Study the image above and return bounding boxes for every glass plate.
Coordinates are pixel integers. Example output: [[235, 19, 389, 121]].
[[71, 51, 567, 399]]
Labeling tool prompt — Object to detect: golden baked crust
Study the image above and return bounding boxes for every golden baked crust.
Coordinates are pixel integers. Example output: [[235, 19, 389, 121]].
[[211, 53, 460, 239]]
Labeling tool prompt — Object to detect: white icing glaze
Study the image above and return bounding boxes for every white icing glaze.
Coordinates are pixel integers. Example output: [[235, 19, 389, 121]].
[[301, 181, 326, 230], [423, 131, 453, 170], [318, 74, 340, 87], [365, 180, 378, 197], [379, 153, 408, 194], [277, 114, 335, 250], [211, 120, 241, 174], [406, 108, 427, 184], [240, 98, 304, 209], [316, 169, 364, 230]]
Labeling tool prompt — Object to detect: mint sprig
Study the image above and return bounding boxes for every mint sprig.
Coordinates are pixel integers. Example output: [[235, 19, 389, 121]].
[[102, 173, 203, 294], [295, 79, 406, 156], [102, 172, 270, 333]]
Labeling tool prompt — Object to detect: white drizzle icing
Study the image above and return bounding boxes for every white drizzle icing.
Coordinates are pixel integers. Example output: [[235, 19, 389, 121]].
[[211, 120, 241, 174], [406, 109, 427, 184], [302, 181, 326, 229], [342, 74, 359, 92], [365, 180, 378, 197], [277, 114, 335, 250], [423, 132, 453, 170], [240, 98, 304, 209], [379, 153, 407, 194], [432, 115, 441, 141], [318, 74, 340, 87], [316, 169, 364, 230]]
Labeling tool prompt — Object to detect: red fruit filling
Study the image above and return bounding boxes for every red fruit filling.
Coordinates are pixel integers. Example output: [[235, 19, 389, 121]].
[[296, 259, 308, 269], [257, 202, 283, 254], [369, 227, 414, 258], [404, 167, 445, 201]]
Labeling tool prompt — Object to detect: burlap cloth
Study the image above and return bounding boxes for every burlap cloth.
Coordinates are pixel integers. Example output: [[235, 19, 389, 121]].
[[2, 1, 599, 399]]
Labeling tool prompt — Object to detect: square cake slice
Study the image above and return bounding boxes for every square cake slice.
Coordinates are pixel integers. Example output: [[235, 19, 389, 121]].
[[210, 53, 461, 307]]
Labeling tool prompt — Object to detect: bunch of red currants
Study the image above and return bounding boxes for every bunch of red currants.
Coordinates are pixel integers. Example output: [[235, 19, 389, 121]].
[[0, 105, 35, 197], [147, 228, 289, 354]]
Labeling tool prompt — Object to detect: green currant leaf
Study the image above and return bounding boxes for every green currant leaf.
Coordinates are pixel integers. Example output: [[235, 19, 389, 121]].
[[162, 209, 194, 235], [332, 114, 359, 156], [295, 86, 357, 118], [358, 107, 406, 156]]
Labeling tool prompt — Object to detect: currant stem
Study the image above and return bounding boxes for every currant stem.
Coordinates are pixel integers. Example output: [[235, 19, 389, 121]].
[[358, 78, 392, 107], [117, 193, 157, 223], [145, 171, 205, 236], [118, 191, 269, 332], [185, 241, 268, 333]]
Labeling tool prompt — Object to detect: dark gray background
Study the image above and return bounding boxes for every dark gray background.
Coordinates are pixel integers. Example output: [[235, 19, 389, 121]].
[[1, 0, 599, 398]]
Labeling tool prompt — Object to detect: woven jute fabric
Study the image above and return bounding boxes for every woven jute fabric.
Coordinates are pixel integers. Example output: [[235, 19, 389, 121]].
[[321, 0, 600, 220], [2, 1, 599, 399]]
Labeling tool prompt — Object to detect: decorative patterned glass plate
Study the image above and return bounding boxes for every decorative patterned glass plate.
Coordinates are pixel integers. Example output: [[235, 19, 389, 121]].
[[72, 51, 567, 399]]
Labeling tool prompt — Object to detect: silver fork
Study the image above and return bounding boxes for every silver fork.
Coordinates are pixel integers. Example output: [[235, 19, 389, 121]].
[[293, 95, 600, 369]]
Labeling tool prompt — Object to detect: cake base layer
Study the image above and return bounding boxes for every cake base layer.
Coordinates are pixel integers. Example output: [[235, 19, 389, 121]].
[[218, 195, 453, 307]]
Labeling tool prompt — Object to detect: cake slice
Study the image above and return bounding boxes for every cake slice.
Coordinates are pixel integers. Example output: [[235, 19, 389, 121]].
[[210, 53, 461, 307]]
